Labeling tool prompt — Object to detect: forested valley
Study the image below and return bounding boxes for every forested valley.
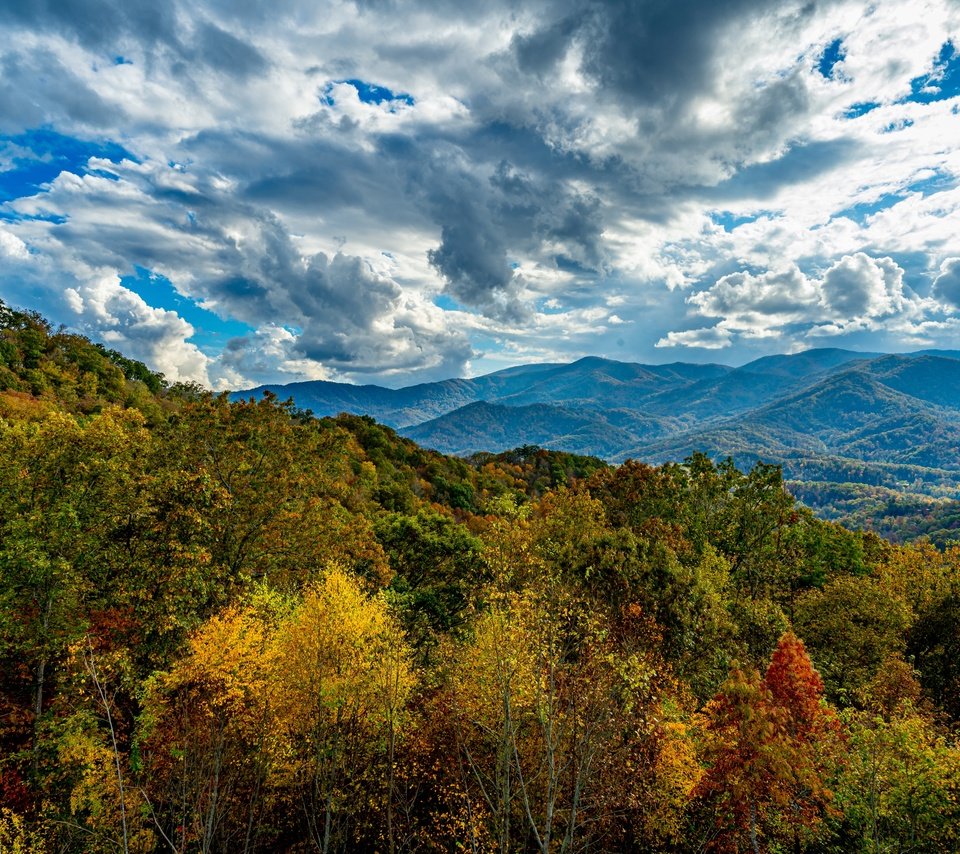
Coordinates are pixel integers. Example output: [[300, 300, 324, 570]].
[[1, 300, 959, 853]]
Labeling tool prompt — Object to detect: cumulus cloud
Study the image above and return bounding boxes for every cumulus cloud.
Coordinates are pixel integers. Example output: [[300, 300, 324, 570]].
[[656, 326, 734, 350], [933, 257, 960, 309], [64, 273, 212, 385], [688, 266, 820, 334], [663, 253, 932, 349], [4, 156, 475, 386], [820, 253, 906, 318], [0, 227, 28, 260]]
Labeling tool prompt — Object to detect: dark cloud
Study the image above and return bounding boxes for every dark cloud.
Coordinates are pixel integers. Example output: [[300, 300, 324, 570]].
[[549, 0, 771, 107], [0, 0, 180, 52], [705, 138, 860, 201], [543, 193, 605, 269], [416, 151, 608, 319], [0, 0, 267, 80], [192, 21, 269, 77], [425, 170, 525, 320], [0, 50, 123, 133], [512, 10, 585, 77]]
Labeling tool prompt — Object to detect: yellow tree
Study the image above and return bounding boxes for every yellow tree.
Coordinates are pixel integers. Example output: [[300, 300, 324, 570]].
[[448, 575, 660, 852], [271, 567, 414, 853], [139, 589, 285, 854]]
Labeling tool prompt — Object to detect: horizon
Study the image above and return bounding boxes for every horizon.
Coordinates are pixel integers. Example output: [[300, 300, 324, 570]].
[[235, 344, 960, 392], [1, 1, 960, 389]]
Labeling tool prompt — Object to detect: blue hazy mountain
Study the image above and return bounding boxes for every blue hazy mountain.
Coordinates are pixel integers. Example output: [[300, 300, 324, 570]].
[[232, 348, 960, 492], [232, 356, 732, 428]]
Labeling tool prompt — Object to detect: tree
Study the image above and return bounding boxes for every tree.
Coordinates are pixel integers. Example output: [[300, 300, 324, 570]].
[[692, 633, 841, 853], [376, 510, 486, 661], [794, 576, 910, 704], [831, 704, 960, 853], [0, 408, 151, 773], [271, 568, 414, 853], [447, 501, 682, 854], [139, 587, 289, 854]]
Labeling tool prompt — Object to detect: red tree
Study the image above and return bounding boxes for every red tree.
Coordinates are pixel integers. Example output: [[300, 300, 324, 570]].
[[693, 632, 841, 853]]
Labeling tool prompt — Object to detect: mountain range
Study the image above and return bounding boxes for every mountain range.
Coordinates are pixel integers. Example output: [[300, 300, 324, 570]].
[[233, 348, 960, 496]]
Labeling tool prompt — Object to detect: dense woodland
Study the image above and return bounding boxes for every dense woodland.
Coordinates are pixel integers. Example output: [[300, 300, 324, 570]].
[[1, 301, 959, 853]]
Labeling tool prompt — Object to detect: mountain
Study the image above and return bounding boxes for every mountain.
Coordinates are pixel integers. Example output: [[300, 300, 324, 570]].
[[233, 347, 960, 498], [232, 355, 733, 427], [401, 401, 678, 458], [620, 359, 960, 494]]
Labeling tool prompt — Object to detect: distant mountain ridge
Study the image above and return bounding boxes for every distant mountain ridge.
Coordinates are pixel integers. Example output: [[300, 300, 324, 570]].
[[232, 348, 960, 496], [234, 355, 732, 428]]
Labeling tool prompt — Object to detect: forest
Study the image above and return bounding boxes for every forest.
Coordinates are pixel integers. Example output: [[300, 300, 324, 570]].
[[0, 300, 959, 853]]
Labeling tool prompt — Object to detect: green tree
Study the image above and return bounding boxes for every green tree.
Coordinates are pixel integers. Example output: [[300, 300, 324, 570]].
[[794, 575, 910, 705]]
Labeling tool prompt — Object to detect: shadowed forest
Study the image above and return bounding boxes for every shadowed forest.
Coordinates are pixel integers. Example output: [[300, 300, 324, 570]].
[[1, 301, 959, 853]]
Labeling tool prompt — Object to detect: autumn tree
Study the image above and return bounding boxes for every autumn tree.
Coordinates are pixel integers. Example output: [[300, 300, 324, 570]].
[[139, 589, 287, 854], [831, 695, 960, 852], [271, 567, 414, 853], [0, 409, 153, 774], [447, 490, 695, 853], [692, 633, 841, 853]]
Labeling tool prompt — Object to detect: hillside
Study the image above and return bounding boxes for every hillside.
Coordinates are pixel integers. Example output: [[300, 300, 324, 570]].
[[3, 300, 960, 852], [238, 348, 960, 526], [233, 355, 733, 426], [627, 361, 960, 485], [401, 400, 678, 457]]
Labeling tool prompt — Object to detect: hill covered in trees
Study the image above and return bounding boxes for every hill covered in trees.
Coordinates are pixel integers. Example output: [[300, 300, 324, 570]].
[[2, 301, 960, 852], [237, 350, 960, 515]]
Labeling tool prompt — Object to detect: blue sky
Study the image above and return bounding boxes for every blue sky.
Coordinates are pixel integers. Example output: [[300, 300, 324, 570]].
[[1, 1, 960, 388]]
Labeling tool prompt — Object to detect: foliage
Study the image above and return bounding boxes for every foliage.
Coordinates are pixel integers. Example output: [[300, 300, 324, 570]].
[[0, 304, 958, 852], [829, 703, 960, 853], [691, 633, 842, 853]]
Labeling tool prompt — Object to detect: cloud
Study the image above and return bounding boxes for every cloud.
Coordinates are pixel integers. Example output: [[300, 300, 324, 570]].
[[664, 253, 929, 349], [820, 252, 906, 318], [0, 227, 28, 260], [0, 0, 269, 80], [574, 0, 780, 108], [426, 181, 528, 322], [656, 325, 733, 350], [64, 273, 213, 385], [0, 50, 122, 134], [688, 266, 820, 333], [4, 156, 475, 386], [192, 21, 269, 78], [933, 257, 960, 308], [2, 0, 960, 382]]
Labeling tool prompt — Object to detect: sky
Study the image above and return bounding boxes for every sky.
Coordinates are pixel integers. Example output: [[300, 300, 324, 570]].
[[1, 1, 960, 389]]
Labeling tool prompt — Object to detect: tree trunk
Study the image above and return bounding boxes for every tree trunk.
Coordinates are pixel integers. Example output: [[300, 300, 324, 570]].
[[750, 799, 760, 854]]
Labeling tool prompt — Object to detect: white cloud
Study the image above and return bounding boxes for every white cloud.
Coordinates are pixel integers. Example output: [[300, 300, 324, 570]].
[[0, 227, 28, 260], [820, 252, 906, 318], [662, 253, 938, 350], [688, 266, 820, 332], [66, 273, 213, 385], [656, 326, 733, 350]]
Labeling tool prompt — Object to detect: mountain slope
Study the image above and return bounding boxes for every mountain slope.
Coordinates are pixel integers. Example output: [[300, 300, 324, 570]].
[[232, 355, 730, 427], [401, 401, 678, 458], [233, 347, 960, 496], [623, 363, 960, 491]]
